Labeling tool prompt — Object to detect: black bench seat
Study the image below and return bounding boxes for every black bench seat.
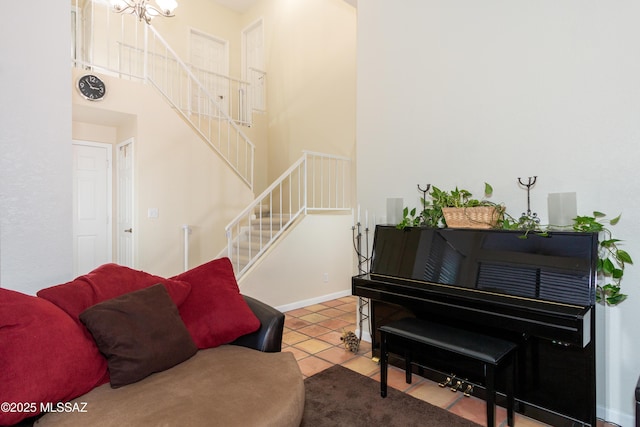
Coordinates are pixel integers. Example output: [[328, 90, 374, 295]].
[[379, 317, 517, 427]]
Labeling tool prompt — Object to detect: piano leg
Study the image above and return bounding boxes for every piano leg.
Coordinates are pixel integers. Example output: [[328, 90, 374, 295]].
[[380, 330, 388, 398]]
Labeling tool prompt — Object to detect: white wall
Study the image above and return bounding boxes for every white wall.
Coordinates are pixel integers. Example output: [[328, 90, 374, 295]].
[[0, 2, 73, 295], [239, 214, 354, 308], [356, 1, 640, 425]]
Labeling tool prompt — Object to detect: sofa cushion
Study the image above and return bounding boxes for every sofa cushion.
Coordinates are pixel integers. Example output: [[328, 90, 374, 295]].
[[0, 288, 105, 426], [80, 284, 198, 388], [37, 263, 192, 322], [173, 257, 260, 349], [35, 346, 305, 427]]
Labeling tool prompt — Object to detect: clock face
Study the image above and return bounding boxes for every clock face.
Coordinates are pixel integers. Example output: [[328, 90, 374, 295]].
[[77, 74, 106, 101]]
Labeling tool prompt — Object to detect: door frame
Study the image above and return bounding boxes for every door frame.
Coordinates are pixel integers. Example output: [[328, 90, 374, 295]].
[[241, 17, 266, 114], [116, 138, 135, 268]]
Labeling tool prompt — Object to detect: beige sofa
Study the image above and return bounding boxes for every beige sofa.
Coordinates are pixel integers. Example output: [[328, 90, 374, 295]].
[[35, 309, 305, 427], [2, 259, 304, 427]]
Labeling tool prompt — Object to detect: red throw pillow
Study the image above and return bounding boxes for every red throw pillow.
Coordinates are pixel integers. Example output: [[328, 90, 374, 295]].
[[0, 288, 106, 425], [173, 257, 260, 349], [37, 263, 192, 321]]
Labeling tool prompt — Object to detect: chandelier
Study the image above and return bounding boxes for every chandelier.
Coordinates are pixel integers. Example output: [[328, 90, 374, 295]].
[[110, 0, 178, 24]]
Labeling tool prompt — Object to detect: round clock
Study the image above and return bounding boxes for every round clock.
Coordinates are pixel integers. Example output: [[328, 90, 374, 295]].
[[77, 74, 106, 101]]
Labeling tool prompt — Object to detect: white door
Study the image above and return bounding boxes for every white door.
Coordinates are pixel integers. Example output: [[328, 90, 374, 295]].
[[117, 139, 134, 268], [72, 142, 112, 276], [190, 29, 229, 117], [242, 18, 265, 114]]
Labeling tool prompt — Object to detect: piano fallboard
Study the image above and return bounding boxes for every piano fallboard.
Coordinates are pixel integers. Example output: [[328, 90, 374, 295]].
[[353, 272, 592, 347]]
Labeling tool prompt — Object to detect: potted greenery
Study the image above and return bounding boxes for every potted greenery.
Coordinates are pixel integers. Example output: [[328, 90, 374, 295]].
[[397, 182, 505, 229], [397, 182, 504, 229], [432, 183, 504, 229], [572, 212, 633, 305], [396, 183, 632, 305]]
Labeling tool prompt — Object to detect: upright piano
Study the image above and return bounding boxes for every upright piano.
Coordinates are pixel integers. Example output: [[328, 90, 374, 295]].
[[352, 225, 598, 427]]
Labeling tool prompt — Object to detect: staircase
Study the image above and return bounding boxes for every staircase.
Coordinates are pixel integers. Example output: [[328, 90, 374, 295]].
[[228, 205, 292, 273], [73, 0, 256, 189], [226, 151, 351, 278], [74, 1, 352, 275]]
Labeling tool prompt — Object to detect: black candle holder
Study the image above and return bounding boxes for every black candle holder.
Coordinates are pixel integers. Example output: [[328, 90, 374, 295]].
[[352, 220, 372, 351], [517, 176, 540, 227], [352, 221, 371, 275]]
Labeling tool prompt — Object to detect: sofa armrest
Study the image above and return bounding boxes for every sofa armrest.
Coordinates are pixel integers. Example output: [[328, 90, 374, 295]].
[[231, 295, 284, 352]]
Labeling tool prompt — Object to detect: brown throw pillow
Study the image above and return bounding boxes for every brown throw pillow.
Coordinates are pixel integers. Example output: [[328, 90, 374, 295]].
[[79, 284, 198, 388]]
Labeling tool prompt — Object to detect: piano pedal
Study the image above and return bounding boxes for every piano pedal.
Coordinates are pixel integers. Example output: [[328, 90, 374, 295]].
[[463, 384, 473, 397], [450, 380, 462, 392], [438, 375, 454, 388]]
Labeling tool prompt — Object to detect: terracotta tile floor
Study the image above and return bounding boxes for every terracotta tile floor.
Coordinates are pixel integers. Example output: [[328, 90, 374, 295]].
[[283, 296, 617, 427]]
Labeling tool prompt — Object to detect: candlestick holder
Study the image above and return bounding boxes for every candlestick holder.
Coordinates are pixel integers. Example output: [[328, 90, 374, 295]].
[[352, 221, 372, 352], [517, 176, 540, 228]]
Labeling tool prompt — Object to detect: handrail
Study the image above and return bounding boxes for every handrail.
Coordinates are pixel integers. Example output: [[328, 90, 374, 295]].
[[144, 26, 256, 188], [225, 152, 351, 278]]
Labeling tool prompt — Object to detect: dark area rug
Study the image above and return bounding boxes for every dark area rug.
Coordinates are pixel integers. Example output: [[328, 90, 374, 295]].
[[301, 365, 481, 427]]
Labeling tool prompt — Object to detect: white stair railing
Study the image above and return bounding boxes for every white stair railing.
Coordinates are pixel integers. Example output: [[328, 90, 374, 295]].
[[72, 0, 255, 189], [226, 152, 351, 278], [143, 27, 254, 188]]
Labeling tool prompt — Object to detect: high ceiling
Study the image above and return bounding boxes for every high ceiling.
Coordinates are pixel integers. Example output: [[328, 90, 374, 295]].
[[211, 0, 356, 13], [211, 0, 259, 13]]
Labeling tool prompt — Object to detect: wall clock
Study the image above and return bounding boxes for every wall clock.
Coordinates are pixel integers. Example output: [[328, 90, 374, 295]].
[[77, 74, 106, 101]]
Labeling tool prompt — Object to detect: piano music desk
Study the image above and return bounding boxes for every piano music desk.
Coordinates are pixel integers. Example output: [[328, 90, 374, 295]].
[[379, 317, 517, 427]]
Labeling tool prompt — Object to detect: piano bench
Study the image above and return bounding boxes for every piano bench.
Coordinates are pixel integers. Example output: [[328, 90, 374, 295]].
[[379, 317, 517, 427]]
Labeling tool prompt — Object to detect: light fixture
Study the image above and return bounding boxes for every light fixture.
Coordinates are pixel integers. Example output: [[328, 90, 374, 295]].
[[110, 0, 178, 24]]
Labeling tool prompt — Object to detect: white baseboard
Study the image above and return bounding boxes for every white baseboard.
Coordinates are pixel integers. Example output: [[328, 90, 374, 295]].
[[597, 404, 632, 427], [355, 329, 372, 343], [275, 289, 353, 313]]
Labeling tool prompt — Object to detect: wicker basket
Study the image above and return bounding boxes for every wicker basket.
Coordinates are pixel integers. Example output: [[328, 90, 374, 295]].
[[442, 206, 502, 229]]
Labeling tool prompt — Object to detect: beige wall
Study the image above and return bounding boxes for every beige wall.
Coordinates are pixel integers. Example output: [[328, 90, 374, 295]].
[[243, 0, 357, 181], [151, 0, 271, 193], [72, 69, 254, 277]]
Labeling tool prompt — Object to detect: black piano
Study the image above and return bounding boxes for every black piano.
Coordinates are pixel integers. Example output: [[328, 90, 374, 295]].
[[352, 225, 598, 427]]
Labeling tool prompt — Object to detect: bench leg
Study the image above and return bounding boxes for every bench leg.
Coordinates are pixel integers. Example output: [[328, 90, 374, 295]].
[[404, 349, 412, 384], [485, 364, 496, 427], [380, 330, 388, 398]]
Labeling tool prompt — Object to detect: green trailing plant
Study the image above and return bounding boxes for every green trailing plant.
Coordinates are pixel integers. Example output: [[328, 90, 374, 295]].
[[395, 183, 633, 305], [572, 212, 633, 305], [498, 212, 548, 238]]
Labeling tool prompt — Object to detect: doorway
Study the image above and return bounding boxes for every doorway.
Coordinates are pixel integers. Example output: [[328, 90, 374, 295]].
[[242, 18, 265, 114], [189, 29, 230, 116], [72, 141, 112, 276]]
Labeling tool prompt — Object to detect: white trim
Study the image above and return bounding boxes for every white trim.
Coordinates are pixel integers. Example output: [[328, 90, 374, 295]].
[[274, 289, 352, 313], [355, 329, 372, 343], [116, 138, 135, 268]]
